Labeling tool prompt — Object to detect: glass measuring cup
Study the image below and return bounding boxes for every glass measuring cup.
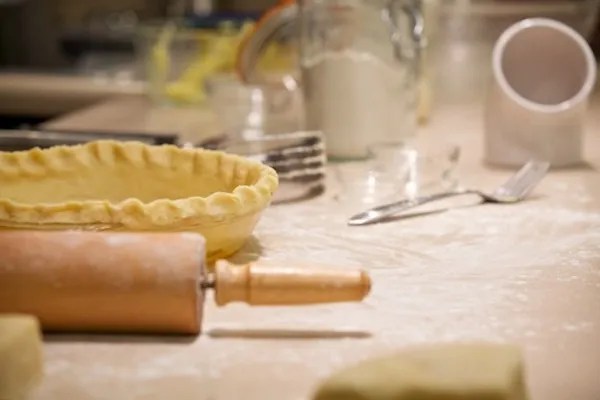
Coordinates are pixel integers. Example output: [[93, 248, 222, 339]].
[[237, 0, 425, 160], [300, 0, 423, 160]]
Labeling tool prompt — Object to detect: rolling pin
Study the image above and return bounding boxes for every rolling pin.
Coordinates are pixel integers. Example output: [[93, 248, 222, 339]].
[[0, 231, 370, 334]]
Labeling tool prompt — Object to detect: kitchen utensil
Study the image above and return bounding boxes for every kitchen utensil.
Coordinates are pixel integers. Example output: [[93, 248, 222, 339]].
[[204, 73, 304, 139], [335, 142, 460, 207], [302, 0, 422, 159], [485, 18, 597, 168], [367, 142, 460, 198], [236, 0, 424, 160], [348, 160, 550, 226], [198, 130, 326, 203], [425, 0, 600, 107], [235, 0, 298, 83], [0, 230, 371, 334]]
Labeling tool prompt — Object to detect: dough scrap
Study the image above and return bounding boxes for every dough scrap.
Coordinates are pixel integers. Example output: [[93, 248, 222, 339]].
[[313, 342, 529, 400], [0, 314, 44, 400]]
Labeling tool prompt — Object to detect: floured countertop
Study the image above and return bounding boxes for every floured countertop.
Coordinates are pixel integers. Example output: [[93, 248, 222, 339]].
[[33, 95, 600, 400]]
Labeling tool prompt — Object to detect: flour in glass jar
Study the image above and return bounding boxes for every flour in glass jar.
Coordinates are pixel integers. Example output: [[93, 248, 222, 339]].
[[302, 50, 415, 159]]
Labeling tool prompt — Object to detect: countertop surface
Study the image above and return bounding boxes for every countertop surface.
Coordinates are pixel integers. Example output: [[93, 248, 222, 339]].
[[31, 94, 600, 400], [0, 72, 144, 117]]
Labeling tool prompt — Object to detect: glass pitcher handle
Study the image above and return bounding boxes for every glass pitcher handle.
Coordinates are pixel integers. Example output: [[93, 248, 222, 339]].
[[236, 2, 298, 83], [384, 0, 425, 66]]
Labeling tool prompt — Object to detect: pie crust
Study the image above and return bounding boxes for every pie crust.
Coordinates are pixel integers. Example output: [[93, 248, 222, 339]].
[[0, 140, 278, 260]]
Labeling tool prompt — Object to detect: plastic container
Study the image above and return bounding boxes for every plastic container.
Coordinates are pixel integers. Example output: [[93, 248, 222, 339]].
[[424, 0, 600, 107]]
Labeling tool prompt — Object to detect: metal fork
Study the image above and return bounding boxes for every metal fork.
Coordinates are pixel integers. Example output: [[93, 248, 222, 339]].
[[347, 160, 550, 226]]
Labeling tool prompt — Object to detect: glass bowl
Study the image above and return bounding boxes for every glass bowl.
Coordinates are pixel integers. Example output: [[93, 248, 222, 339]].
[[335, 142, 460, 207], [204, 73, 304, 139]]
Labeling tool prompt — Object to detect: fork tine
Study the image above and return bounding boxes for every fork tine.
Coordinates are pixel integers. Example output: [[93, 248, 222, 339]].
[[496, 160, 550, 198]]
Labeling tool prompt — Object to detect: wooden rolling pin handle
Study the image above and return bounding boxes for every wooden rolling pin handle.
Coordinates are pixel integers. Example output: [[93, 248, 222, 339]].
[[213, 260, 371, 306]]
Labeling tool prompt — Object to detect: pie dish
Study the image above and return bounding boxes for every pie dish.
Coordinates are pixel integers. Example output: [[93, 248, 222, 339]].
[[0, 140, 278, 260]]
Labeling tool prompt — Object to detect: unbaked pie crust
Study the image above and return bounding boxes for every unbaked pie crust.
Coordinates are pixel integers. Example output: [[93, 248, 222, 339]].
[[0, 140, 278, 259]]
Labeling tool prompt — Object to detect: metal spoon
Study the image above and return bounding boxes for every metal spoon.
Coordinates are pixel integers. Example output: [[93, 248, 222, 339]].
[[348, 160, 550, 226]]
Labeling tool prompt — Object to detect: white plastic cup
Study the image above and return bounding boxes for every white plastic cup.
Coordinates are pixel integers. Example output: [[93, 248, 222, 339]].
[[484, 18, 597, 167]]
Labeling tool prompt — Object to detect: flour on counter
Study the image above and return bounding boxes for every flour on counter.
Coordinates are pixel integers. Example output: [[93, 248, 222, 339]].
[[36, 169, 600, 400]]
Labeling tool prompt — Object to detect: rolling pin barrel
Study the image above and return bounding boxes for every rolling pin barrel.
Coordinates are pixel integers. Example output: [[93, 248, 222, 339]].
[[0, 231, 205, 334]]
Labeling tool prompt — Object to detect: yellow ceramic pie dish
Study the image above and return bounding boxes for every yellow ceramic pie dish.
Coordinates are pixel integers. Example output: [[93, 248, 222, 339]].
[[0, 140, 278, 261]]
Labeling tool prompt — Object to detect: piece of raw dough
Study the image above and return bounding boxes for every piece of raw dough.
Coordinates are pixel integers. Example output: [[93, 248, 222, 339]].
[[313, 342, 529, 400], [0, 314, 44, 400]]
